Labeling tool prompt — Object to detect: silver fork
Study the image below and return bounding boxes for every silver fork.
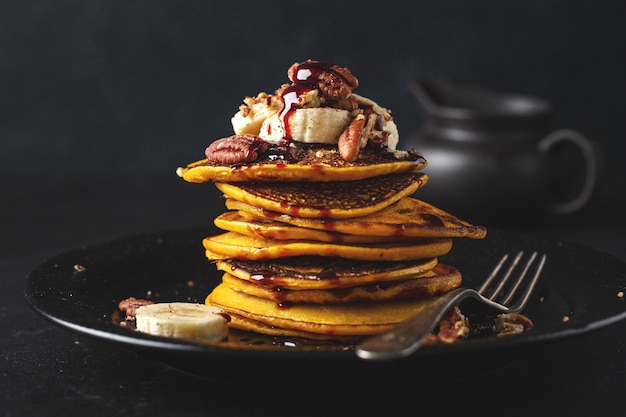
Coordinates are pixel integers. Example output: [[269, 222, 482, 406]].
[[355, 251, 547, 361]]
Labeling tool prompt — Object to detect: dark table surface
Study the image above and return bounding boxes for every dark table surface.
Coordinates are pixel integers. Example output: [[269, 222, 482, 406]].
[[3, 174, 626, 417]]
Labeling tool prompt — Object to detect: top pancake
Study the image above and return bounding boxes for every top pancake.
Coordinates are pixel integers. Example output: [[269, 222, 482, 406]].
[[177, 146, 427, 183], [216, 172, 427, 219]]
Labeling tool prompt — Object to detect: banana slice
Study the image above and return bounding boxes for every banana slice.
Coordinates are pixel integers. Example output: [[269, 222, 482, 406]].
[[231, 92, 283, 136], [259, 107, 352, 144], [135, 302, 229, 343]]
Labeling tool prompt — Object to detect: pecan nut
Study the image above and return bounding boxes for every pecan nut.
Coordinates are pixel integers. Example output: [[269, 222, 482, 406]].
[[319, 64, 358, 100], [118, 297, 154, 318], [205, 134, 268, 164], [495, 312, 534, 336], [338, 115, 365, 162], [436, 305, 470, 343], [329, 64, 359, 88], [317, 71, 353, 100], [287, 60, 359, 101]]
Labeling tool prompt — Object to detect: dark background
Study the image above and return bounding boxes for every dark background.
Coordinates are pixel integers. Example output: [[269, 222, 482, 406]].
[[3, 2, 626, 416], [2, 0, 625, 182]]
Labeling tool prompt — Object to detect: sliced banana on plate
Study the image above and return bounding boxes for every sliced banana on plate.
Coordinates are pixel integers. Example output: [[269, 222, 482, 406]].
[[135, 302, 229, 344]]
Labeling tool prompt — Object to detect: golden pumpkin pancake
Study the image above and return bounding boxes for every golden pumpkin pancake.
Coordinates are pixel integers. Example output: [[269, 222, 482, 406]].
[[214, 211, 401, 243], [177, 146, 427, 183], [227, 196, 487, 239], [206, 283, 444, 338], [220, 263, 461, 303], [219, 313, 348, 341], [215, 256, 439, 289], [203, 232, 453, 262], [218, 305, 465, 342], [215, 172, 427, 219]]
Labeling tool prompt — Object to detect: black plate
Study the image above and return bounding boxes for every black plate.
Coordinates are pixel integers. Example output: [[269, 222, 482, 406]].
[[24, 227, 626, 385]]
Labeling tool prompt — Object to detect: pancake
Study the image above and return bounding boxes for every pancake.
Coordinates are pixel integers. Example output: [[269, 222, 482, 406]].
[[177, 146, 427, 183], [217, 313, 351, 341], [219, 305, 465, 342], [215, 256, 439, 289], [227, 196, 487, 239], [206, 282, 444, 338], [220, 263, 462, 303], [214, 211, 401, 243], [215, 172, 428, 219], [203, 232, 453, 262]]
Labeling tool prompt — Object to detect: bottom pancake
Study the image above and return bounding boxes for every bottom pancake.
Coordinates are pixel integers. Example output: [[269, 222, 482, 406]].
[[220, 263, 462, 303], [207, 283, 448, 338], [224, 306, 469, 343], [224, 312, 368, 341]]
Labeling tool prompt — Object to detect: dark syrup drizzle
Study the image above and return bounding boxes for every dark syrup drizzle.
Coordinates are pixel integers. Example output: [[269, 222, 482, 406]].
[[278, 61, 337, 141]]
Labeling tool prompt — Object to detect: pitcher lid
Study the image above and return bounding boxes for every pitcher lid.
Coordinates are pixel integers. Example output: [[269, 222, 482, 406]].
[[410, 78, 553, 122]]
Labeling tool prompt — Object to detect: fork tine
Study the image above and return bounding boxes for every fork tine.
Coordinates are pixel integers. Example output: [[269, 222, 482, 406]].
[[476, 253, 509, 293], [478, 251, 523, 299], [478, 251, 547, 312], [507, 252, 547, 311], [500, 251, 538, 305], [489, 251, 524, 299]]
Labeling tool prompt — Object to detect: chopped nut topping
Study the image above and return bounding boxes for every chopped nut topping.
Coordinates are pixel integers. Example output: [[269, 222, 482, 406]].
[[495, 312, 534, 336], [436, 305, 470, 343]]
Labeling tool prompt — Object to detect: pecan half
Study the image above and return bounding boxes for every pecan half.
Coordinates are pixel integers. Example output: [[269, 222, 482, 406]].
[[495, 312, 534, 336], [338, 115, 365, 162], [436, 305, 470, 343], [329, 64, 359, 88], [118, 297, 154, 318], [287, 60, 359, 101], [205, 134, 268, 165], [317, 71, 353, 100]]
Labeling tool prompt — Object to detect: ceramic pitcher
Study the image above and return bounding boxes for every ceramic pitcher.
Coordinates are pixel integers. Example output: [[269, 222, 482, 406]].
[[405, 78, 598, 221]]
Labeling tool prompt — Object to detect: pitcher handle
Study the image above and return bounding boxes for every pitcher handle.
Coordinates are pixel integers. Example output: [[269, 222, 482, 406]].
[[538, 129, 598, 214]]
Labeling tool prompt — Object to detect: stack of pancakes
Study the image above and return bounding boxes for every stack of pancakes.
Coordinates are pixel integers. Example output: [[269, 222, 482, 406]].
[[179, 159, 486, 341], [176, 60, 487, 341]]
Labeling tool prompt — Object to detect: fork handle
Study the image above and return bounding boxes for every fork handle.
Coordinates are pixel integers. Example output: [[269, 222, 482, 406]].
[[355, 288, 478, 361]]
